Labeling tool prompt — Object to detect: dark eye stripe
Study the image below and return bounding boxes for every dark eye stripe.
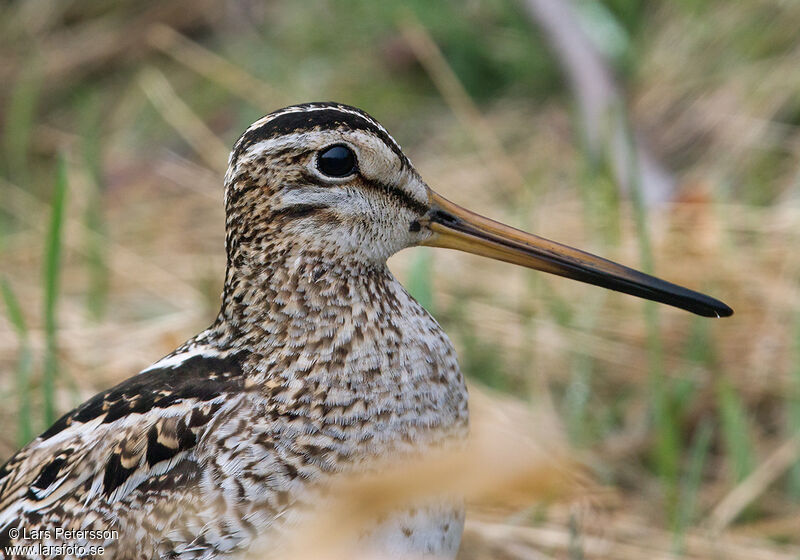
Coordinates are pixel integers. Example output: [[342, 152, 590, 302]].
[[268, 204, 330, 222], [363, 179, 429, 215], [264, 185, 426, 225]]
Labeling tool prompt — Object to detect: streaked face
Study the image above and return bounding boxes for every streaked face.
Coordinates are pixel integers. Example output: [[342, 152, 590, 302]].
[[225, 103, 732, 318], [225, 103, 433, 264]]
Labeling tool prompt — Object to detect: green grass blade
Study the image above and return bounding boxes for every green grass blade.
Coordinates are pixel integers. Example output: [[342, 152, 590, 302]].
[[787, 311, 800, 499], [568, 511, 585, 560], [79, 89, 109, 320], [717, 378, 755, 483], [446, 299, 508, 391], [616, 103, 677, 505], [406, 248, 434, 314], [562, 299, 602, 446], [672, 417, 714, 552], [564, 351, 593, 445], [3, 62, 40, 184], [1, 278, 26, 338], [42, 155, 69, 426], [1, 278, 34, 445]]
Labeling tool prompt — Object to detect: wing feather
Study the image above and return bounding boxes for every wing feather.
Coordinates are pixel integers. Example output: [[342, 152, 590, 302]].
[[0, 352, 247, 532]]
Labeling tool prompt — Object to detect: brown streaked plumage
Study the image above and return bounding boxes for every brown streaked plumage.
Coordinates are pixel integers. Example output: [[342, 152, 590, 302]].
[[0, 102, 732, 559]]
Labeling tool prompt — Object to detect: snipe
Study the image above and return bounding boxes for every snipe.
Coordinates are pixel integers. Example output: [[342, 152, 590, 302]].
[[0, 102, 731, 559]]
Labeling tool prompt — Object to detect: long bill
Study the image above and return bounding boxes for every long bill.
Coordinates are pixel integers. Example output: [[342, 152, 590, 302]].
[[419, 192, 733, 318]]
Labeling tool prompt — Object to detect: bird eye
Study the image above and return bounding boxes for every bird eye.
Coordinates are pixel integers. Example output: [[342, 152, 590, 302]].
[[317, 145, 357, 178]]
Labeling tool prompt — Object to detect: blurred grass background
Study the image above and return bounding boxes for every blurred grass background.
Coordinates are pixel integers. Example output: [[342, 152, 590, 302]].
[[1, 0, 799, 557]]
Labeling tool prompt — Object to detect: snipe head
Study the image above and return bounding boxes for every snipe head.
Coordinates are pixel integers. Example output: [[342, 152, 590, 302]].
[[225, 102, 732, 318]]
